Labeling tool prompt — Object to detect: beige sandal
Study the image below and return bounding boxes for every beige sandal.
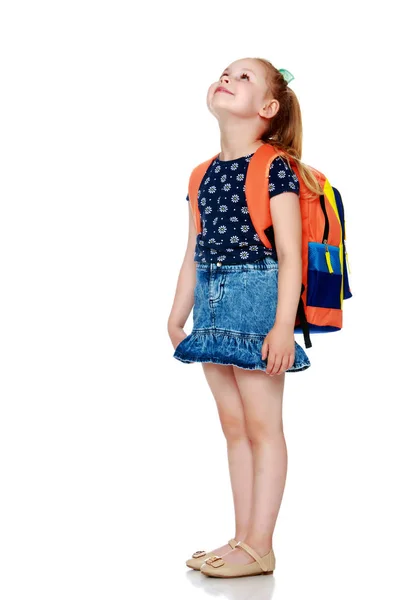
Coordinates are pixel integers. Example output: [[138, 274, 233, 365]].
[[185, 538, 238, 570], [200, 540, 275, 578]]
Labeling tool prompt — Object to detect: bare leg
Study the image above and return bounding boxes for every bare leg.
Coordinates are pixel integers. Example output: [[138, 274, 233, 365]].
[[201, 362, 253, 556], [221, 367, 287, 565]]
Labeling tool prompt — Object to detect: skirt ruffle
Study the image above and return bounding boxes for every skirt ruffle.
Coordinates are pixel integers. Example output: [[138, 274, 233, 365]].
[[173, 328, 311, 373]]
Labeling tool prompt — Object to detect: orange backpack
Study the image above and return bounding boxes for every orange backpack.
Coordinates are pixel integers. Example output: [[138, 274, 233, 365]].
[[187, 143, 352, 349]]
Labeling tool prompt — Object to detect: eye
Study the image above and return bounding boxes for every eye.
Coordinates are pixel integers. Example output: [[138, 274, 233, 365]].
[[220, 71, 250, 81]]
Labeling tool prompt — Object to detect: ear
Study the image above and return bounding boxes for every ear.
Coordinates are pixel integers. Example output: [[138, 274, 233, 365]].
[[259, 99, 280, 120]]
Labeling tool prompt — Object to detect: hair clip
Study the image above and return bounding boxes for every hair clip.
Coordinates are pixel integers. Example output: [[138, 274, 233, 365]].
[[278, 68, 295, 84]]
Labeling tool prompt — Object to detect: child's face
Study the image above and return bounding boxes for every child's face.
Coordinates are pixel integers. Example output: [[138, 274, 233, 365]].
[[206, 58, 276, 122]]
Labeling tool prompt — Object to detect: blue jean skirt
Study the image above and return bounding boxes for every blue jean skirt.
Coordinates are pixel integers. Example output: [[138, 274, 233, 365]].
[[173, 255, 311, 373]]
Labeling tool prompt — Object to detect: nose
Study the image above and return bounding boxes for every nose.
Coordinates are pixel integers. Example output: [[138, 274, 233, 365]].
[[220, 75, 229, 84]]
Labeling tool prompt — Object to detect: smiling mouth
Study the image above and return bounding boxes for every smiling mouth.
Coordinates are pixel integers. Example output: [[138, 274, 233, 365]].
[[215, 87, 233, 95]]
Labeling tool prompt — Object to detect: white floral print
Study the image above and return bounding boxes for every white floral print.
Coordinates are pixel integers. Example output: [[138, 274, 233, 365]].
[[186, 154, 299, 264]]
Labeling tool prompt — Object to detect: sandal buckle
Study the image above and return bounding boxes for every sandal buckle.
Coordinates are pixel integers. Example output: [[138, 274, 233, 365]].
[[206, 555, 224, 567]]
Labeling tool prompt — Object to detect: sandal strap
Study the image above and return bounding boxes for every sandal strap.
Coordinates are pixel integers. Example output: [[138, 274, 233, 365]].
[[228, 538, 238, 548], [236, 541, 272, 572]]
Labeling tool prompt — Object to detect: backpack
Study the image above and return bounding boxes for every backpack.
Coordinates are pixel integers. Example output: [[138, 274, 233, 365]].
[[187, 142, 352, 349]]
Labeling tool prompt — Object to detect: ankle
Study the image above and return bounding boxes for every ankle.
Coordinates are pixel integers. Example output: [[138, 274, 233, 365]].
[[242, 536, 273, 550]]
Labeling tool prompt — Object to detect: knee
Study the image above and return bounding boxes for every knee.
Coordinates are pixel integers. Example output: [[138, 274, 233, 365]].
[[219, 412, 248, 442], [246, 420, 284, 446]]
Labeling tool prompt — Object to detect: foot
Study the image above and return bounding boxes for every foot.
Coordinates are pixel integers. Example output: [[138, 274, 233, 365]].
[[220, 539, 272, 566], [210, 542, 237, 557]]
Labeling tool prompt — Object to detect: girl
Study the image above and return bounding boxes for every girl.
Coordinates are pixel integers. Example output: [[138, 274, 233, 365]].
[[168, 57, 320, 578]]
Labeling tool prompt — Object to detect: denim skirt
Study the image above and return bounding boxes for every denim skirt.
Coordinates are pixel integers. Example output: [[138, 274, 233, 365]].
[[173, 255, 311, 373]]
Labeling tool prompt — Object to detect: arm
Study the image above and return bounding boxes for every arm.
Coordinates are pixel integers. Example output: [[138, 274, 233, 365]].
[[262, 191, 302, 375], [271, 191, 303, 328], [167, 203, 198, 348]]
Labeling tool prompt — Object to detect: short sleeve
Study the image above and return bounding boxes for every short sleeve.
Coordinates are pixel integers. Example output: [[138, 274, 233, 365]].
[[269, 156, 299, 198], [186, 193, 189, 201]]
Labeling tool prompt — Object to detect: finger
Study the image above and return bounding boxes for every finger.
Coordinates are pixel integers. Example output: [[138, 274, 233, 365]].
[[269, 354, 283, 376], [261, 342, 269, 361], [265, 352, 276, 375], [276, 355, 290, 375]]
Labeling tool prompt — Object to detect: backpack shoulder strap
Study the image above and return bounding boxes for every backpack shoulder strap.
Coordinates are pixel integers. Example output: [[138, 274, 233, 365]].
[[246, 143, 288, 248], [188, 154, 219, 233]]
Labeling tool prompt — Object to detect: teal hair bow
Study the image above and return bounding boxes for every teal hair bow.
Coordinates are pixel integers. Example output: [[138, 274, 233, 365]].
[[278, 68, 294, 84]]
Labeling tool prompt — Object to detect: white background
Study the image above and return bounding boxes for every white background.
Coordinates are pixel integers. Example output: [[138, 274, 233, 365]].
[[1, 1, 399, 598]]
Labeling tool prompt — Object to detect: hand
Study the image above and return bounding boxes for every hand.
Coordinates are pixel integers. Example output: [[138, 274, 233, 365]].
[[261, 323, 295, 376], [168, 325, 188, 350]]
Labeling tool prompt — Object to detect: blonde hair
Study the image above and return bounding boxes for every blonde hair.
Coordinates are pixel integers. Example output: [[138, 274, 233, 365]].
[[254, 57, 324, 197]]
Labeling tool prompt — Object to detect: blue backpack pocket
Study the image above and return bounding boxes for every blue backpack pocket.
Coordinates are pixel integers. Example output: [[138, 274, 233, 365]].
[[307, 242, 342, 309]]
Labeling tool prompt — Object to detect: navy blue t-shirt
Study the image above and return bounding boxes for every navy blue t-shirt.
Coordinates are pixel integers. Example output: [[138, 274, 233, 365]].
[[186, 152, 300, 264]]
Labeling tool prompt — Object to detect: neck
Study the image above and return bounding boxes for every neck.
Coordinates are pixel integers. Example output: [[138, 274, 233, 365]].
[[218, 125, 265, 161]]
